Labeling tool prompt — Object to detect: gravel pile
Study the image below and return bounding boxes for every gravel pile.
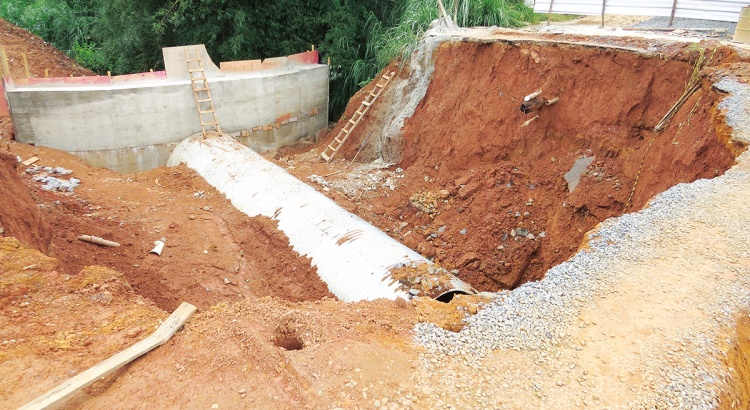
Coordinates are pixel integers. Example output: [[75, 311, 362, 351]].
[[630, 16, 737, 35], [25, 165, 80, 192], [413, 78, 750, 408], [717, 78, 750, 144]]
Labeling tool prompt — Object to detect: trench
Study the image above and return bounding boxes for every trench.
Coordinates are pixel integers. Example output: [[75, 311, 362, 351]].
[[167, 134, 474, 302], [373, 40, 746, 293]]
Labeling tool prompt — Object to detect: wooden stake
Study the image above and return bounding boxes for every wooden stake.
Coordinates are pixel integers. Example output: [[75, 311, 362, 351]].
[[44, 68, 49, 78], [21, 53, 30, 79], [20, 302, 197, 410], [437, 0, 455, 29], [77, 235, 120, 248], [453, 0, 458, 25], [601, 0, 606, 28], [0, 47, 11, 79]]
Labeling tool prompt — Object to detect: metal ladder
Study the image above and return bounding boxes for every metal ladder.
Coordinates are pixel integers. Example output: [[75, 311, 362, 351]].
[[320, 71, 395, 162], [185, 47, 221, 138]]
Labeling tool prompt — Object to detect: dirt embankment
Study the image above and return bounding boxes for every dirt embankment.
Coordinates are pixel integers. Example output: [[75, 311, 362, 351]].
[[312, 40, 742, 292], [0, 152, 51, 252], [7, 146, 334, 312], [0, 18, 94, 139]]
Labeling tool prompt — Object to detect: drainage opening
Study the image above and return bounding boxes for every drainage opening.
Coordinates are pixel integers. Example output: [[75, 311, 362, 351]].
[[272, 314, 305, 351], [273, 334, 305, 351], [358, 40, 745, 293]]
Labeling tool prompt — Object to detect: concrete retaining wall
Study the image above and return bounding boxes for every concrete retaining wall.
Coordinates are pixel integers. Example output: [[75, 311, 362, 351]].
[[5, 46, 328, 173]]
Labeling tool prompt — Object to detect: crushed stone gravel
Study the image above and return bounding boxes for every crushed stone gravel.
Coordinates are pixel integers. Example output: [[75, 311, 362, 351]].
[[631, 16, 737, 34]]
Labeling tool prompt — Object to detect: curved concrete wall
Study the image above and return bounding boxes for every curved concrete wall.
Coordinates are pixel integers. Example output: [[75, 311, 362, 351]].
[[167, 134, 428, 302], [6, 46, 328, 173]]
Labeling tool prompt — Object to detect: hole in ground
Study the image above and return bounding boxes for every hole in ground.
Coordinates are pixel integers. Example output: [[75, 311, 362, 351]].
[[273, 335, 305, 351], [363, 40, 745, 293], [272, 314, 305, 350]]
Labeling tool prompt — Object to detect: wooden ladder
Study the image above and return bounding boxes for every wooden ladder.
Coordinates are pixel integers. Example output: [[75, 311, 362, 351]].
[[185, 47, 221, 138], [320, 71, 395, 162]]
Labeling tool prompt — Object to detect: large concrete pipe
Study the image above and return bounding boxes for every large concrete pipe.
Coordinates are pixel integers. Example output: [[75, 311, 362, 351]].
[[168, 135, 474, 302]]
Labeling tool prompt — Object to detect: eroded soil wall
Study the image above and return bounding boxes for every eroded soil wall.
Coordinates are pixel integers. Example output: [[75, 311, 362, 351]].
[[0, 152, 50, 252], [385, 41, 739, 290]]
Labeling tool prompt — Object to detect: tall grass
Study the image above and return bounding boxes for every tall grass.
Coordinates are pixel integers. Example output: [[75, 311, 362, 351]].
[[373, 0, 534, 67], [0, 0, 105, 71], [331, 0, 534, 118]]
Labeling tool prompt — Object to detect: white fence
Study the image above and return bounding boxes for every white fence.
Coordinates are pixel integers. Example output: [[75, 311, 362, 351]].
[[533, 0, 747, 22]]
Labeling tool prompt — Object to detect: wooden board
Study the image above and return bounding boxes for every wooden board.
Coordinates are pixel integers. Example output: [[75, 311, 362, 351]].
[[21, 156, 39, 166], [20, 302, 197, 410]]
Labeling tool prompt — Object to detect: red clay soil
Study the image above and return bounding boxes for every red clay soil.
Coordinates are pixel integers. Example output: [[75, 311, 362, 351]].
[[0, 18, 92, 79], [311, 41, 742, 292], [0, 152, 51, 252], [2, 144, 333, 311]]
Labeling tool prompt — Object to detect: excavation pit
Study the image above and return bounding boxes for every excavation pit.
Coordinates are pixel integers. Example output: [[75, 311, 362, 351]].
[[3, 20, 750, 409], [320, 36, 747, 294]]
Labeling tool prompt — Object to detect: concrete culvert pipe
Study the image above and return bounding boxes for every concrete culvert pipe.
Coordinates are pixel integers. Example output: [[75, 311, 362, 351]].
[[168, 134, 475, 302]]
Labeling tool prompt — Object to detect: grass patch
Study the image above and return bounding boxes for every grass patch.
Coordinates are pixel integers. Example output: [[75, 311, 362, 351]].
[[535, 13, 582, 23]]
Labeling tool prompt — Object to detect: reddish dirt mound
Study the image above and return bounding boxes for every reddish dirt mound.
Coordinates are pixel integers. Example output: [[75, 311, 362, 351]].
[[14, 147, 333, 311], [0, 152, 50, 252], [0, 18, 94, 139], [0, 18, 93, 79]]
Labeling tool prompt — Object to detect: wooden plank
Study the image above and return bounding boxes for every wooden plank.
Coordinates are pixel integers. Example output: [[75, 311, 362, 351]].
[[437, 0, 455, 29], [21, 53, 30, 78], [21, 156, 39, 166], [20, 302, 197, 410], [78, 235, 120, 248], [0, 47, 11, 79]]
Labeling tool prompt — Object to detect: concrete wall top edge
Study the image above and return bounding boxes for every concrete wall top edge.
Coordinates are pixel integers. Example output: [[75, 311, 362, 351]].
[[6, 63, 328, 93]]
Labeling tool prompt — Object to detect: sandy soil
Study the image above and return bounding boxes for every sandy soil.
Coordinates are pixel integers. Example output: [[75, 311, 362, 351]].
[[1, 18, 749, 410]]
